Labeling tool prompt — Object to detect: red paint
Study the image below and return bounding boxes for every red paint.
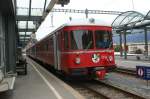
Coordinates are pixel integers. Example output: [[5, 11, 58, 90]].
[[96, 70, 106, 80]]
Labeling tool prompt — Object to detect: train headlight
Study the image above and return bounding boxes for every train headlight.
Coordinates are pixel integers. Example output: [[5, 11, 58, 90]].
[[109, 56, 113, 61], [75, 57, 81, 64]]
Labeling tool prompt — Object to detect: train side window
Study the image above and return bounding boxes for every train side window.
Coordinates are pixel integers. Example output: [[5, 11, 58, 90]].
[[45, 44, 49, 51], [63, 31, 69, 50], [57, 32, 62, 50], [36, 46, 38, 52]]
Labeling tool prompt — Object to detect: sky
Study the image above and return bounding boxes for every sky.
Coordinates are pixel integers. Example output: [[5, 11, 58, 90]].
[[36, 0, 150, 40]]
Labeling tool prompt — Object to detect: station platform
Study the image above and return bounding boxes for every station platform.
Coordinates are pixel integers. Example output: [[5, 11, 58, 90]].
[[115, 56, 150, 69], [102, 72, 150, 99], [0, 57, 84, 99], [112, 55, 150, 98]]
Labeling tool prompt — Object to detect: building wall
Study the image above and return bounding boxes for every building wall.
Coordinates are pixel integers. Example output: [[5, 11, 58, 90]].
[[5, 15, 16, 73], [0, 12, 5, 74], [0, 11, 16, 76], [128, 43, 150, 54]]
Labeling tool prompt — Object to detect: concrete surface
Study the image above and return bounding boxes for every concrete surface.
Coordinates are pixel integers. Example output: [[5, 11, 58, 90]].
[[115, 55, 150, 69], [102, 72, 150, 99], [0, 57, 84, 99], [0, 64, 57, 99]]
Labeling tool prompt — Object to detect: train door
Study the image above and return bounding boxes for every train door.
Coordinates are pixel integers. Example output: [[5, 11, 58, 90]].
[[53, 33, 61, 70]]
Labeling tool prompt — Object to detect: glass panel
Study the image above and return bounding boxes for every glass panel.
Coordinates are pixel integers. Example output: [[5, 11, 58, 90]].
[[31, 0, 45, 8], [44, 44, 49, 51], [17, 8, 29, 15], [95, 30, 112, 49], [18, 21, 27, 29], [17, 0, 30, 8], [120, 13, 138, 25], [20, 38, 29, 41], [28, 21, 36, 29], [113, 12, 133, 27], [19, 35, 30, 37], [19, 32, 25, 35], [26, 32, 32, 35], [70, 30, 93, 50], [20, 36, 30, 39], [25, 37, 31, 39], [64, 31, 69, 50], [130, 15, 143, 23], [112, 11, 144, 27], [31, 8, 43, 16], [19, 36, 24, 39]]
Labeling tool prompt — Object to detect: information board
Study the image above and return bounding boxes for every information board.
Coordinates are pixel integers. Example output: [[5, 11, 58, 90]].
[[136, 66, 150, 80]]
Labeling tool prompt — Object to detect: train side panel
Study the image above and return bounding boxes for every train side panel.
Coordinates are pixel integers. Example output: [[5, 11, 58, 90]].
[[30, 35, 55, 68], [31, 31, 62, 71]]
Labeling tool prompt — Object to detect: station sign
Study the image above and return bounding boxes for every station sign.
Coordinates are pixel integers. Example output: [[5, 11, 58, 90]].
[[136, 66, 150, 80]]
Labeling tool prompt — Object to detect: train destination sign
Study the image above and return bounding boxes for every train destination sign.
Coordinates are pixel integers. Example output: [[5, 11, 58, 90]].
[[136, 66, 150, 80]]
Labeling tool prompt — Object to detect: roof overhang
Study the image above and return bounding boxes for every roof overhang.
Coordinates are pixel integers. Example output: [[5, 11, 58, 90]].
[[0, 0, 16, 16], [112, 10, 150, 33]]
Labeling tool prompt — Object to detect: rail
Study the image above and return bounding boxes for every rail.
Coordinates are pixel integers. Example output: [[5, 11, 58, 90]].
[[114, 67, 136, 75], [68, 80, 144, 99]]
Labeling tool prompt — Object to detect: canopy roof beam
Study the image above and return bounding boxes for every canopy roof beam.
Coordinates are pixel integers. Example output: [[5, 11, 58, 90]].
[[17, 16, 41, 21]]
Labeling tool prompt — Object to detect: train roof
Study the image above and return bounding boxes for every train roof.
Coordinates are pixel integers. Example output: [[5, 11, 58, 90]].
[[63, 18, 111, 27]]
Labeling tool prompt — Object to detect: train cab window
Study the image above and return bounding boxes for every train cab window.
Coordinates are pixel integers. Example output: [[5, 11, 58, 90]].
[[63, 31, 69, 50], [95, 30, 112, 49], [70, 30, 93, 50], [36, 46, 39, 52]]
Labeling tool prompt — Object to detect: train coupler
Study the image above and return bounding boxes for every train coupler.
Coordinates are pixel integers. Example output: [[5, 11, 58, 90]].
[[96, 70, 106, 80]]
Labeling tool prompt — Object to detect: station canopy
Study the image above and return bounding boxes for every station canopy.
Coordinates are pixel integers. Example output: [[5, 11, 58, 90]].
[[112, 11, 145, 30], [16, 0, 51, 47], [112, 10, 150, 33]]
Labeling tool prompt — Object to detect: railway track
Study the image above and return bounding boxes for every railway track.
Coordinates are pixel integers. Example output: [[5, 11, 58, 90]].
[[70, 81, 109, 99], [114, 67, 136, 76], [97, 80, 145, 99], [68, 80, 144, 99]]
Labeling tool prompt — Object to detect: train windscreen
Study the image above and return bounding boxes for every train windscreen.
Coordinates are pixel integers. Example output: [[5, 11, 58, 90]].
[[95, 30, 112, 49], [70, 30, 94, 50]]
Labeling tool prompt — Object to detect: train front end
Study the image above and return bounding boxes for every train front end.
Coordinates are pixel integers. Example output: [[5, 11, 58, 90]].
[[61, 25, 116, 79]]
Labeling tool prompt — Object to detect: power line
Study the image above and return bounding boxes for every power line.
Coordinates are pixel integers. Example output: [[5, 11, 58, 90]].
[[17, 7, 123, 15], [52, 8, 123, 15]]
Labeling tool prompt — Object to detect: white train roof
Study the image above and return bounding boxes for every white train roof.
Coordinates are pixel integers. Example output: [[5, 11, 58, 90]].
[[63, 18, 111, 27]]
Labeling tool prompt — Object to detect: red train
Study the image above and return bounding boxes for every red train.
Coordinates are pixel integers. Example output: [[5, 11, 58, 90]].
[[27, 19, 116, 79]]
